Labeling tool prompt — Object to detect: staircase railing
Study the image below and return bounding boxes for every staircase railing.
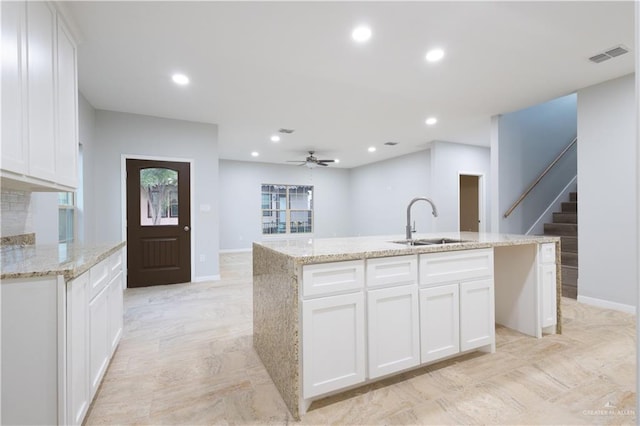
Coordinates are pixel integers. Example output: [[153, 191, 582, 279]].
[[503, 137, 577, 219]]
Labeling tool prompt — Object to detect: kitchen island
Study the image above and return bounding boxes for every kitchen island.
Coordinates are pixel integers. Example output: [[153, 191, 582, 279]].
[[1, 241, 126, 425], [253, 232, 561, 419]]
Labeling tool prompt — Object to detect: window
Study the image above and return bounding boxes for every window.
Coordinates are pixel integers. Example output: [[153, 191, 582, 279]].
[[261, 184, 313, 235], [58, 192, 75, 243]]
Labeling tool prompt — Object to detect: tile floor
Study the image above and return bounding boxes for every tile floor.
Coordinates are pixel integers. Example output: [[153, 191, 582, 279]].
[[85, 252, 636, 425]]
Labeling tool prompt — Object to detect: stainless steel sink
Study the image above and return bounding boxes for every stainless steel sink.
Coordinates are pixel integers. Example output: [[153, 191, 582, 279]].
[[391, 238, 469, 246]]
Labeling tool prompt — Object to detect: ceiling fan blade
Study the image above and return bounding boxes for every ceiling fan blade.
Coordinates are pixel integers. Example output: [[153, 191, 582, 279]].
[[286, 160, 305, 163], [317, 162, 329, 166], [317, 159, 335, 163]]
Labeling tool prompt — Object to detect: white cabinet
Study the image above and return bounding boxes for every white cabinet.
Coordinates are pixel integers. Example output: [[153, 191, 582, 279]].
[[419, 284, 459, 363], [55, 15, 79, 188], [367, 284, 420, 379], [538, 243, 557, 330], [366, 255, 417, 288], [419, 249, 495, 362], [89, 285, 110, 396], [26, 1, 57, 182], [1, 248, 124, 426], [302, 260, 364, 297], [1, 1, 28, 174], [88, 251, 124, 398], [459, 279, 495, 351], [0, 0, 78, 191], [108, 270, 124, 354], [67, 272, 90, 425], [302, 292, 365, 398]]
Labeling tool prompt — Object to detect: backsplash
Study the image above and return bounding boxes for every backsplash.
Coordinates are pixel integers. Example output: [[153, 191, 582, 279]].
[[1, 189, 34, 238]]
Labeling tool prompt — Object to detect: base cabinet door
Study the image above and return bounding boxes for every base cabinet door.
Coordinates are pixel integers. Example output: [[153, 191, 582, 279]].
[[460, 279, 495, 351], [419, 284, 460, 363], [539, 264, 557, 328], [67, 273, 90, 425], [302, 292, 365, 398], [107, 270, 124, 354], [367, 285, 420, 379], [89, 286, 109, 397]]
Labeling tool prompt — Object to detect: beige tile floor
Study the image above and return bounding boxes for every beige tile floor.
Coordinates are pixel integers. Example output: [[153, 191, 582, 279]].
[[85, 252, 636, 425]]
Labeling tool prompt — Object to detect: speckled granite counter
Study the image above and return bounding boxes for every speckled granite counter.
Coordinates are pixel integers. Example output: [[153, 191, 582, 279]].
[[255, 231, 559, 264], [253, 232, 561, 419], [1, 241, 126, 281]]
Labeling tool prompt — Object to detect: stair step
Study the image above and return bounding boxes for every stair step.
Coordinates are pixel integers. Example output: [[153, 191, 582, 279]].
[[544, 223, 578, 236], [562, 266, 578, 299], [562, 286, 577, 299], [569, 192, 577, 202], [561, 201, 577, 212], [560, 236, 577, 253], [562, 265, 578, 286], [553, 212, 577, 224], [561, 252, 578, 267]]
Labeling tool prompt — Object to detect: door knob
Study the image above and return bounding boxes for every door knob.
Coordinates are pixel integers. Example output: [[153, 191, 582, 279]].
[[184, 226, 190, 232]]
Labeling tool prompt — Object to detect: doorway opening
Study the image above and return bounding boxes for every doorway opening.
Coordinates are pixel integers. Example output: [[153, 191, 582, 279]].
[[459, 173, 484, 232]]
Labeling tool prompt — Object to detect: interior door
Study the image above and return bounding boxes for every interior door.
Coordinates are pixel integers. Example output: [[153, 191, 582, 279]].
[[126, 159, 190, 287]]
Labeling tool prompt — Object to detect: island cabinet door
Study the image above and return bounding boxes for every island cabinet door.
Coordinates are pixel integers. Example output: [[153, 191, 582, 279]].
[[302, 292, 365, 399], [539, 263, 557, 328], [419, 284, 460, 363], [88, 285, 110, 398], [67, 273, 90, 426], [367, 284, 420, 379], [459, 278, 495, 352]]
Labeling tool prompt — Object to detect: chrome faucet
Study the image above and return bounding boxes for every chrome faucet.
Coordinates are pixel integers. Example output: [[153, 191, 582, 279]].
[[406, 197, 438, 240]]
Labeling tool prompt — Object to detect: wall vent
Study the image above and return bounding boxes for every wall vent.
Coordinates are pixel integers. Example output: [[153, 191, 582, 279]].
[[384, 141, 399, 146], [589, 45, 629, 64], [278, 128, 295, 134]]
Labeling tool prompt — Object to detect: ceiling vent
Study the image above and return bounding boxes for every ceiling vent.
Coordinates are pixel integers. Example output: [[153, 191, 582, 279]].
[[278, 128, 295, 134], [589, 45, 629, 64], [384, 141, 399, 146]]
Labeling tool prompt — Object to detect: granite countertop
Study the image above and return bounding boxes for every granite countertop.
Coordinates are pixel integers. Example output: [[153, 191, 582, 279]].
[[1, 241, 126, 281], [254, 232, 560, 264]]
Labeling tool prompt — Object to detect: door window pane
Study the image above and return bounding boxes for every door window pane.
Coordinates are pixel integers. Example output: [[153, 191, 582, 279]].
[[140, 168, 178, 226]]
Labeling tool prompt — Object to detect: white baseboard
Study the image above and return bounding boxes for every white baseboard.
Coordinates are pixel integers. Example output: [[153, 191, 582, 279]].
[[219, 248, 252, 254], [193, 274, 221, 283], [577, 295, 637, 314]]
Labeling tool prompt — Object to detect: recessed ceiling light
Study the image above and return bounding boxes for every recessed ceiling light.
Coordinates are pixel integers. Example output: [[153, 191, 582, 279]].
[[368, 146, 376, 153], [425, 117, 438, 126], [352, 25, 372, 43], [425, 48, 445, 63], [172, 73, 190, 85], [270, 135, 281, 142], [251, 151, 259, 157]]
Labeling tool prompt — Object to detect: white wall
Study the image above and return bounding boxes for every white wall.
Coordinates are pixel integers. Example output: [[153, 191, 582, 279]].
[[348, 150, 432, 237], [495, 94, 577, 234], [92, 110, 220, 280], [430, 141, 491, 232], [577, 74, 637, 308], [78, 92, 96, 243], [219, 160, 350, 250]]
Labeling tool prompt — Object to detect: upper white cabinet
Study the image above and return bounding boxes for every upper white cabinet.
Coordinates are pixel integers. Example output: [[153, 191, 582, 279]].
[[1, 1, 28, 175], [1, 0, 78, 191]]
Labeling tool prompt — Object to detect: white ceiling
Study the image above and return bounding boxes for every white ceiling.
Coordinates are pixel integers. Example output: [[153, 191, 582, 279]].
[[66, 1, 635, 168]]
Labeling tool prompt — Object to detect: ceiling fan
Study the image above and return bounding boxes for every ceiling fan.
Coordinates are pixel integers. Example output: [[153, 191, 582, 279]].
[[287, 151, 335, 168]]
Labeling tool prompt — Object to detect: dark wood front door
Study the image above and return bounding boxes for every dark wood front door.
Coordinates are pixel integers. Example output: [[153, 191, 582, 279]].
[[126, 159, 191, 287]]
